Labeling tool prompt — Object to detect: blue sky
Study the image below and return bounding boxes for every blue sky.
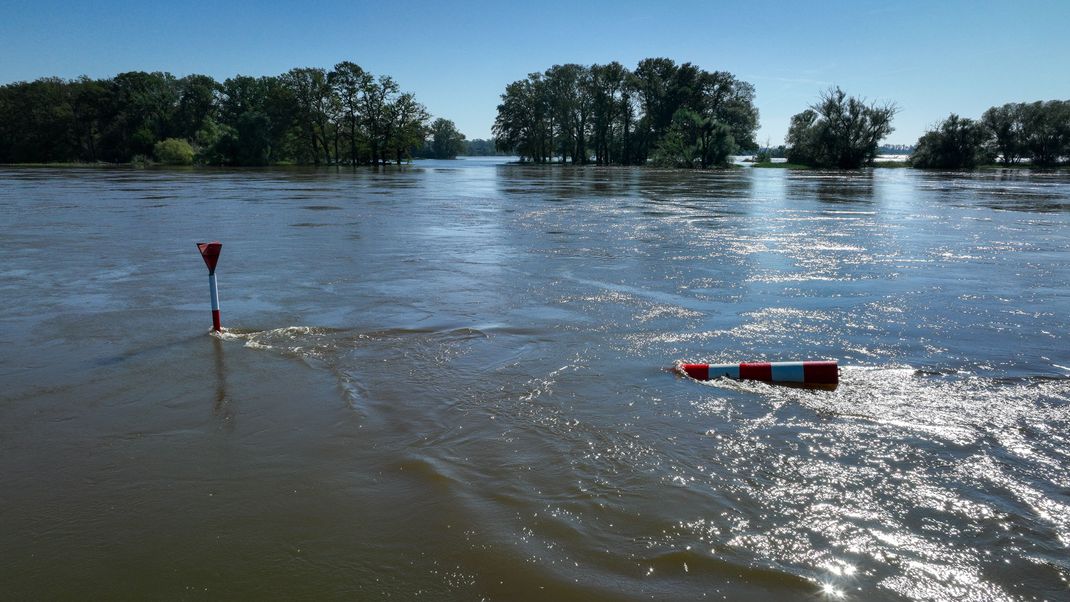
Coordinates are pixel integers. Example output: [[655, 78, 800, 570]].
[[2, 0, 1068, 145]]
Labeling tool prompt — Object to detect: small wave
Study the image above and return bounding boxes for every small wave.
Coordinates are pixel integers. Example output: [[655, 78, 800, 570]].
[[640, 548, 816, 592], [391, 456, 458, 488], [211, 324, 497, 408]]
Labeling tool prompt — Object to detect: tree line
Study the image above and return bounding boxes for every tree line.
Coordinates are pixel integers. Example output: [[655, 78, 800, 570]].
[[5, 61, 1065, 169], [773, 89, 1067, 169], [911, 101, 1070, 168], [494, 64, 1068, 170], [461, 139, 506, 156], [492, 58, 759, 167], [0, 62, 468, 165]]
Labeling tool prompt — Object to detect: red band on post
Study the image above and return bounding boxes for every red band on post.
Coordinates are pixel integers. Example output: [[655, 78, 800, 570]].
[[680, 364, 710, 380], [803, 361, 839, 384], [739, 362, 772, 381]]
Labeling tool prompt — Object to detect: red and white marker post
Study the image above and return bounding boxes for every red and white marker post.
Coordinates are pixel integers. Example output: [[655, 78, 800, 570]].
[[196, 242, 223, 332], [678, 361, 839, 386]]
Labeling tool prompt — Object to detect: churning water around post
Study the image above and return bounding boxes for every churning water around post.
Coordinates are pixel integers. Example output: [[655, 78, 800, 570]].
[[1, 159, 1068, 600]]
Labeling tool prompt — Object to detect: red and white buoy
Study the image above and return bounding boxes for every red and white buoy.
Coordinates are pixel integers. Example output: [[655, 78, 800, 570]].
[[196, 241, 223, 332], [678, 361, 838, 385]]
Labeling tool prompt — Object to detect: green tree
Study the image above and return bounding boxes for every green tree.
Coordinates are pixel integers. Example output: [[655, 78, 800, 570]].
[[493, 73, 553, 163], [544, 64, 592, 163], [70, 77, 111, 161], [360, 75, 400, 164], [154, 137, 194, 165], [651, 108, 736, 168], [785, 109, 819, 165], [463, 139, 498, 156], [0, 78, 78, 163], [695, 70, 758, 152], [911, 114, 991, 168], [329, 61, 371, 164], [1019, 100, 1070, 166], [632, 57, 679, 156], [785, 87, 897, 168], [281, 67, 333, 164], [235, 111, 272, 166], [494, 58, 757, 166], [387, 92, 430, 164], [213, 74, 298, 165], [103, 71, 180, 162], [430, 118, 466, 159], [193, 117, 235, 165], [587, 62, 630, 165], [981, 103, 1025, 165], [173, 74, 219, 140], [651, 110, 700, 167]]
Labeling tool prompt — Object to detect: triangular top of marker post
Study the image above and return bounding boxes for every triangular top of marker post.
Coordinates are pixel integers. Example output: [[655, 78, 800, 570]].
[[197, 241, 222, 273]]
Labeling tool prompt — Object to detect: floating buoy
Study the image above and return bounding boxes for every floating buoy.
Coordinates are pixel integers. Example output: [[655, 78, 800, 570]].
[[196, 241, 223, 332], [678, 361, 838, 385]]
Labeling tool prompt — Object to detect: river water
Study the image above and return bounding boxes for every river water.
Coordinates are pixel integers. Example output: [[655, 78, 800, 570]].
[[1, 159, 1068, 600]]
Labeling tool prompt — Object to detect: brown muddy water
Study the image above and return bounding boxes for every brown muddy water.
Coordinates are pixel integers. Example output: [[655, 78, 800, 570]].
[[1, 158, 1068, 600]]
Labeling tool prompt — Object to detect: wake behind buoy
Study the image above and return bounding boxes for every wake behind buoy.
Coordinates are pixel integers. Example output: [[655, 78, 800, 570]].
[[678, 361, 838, 385]]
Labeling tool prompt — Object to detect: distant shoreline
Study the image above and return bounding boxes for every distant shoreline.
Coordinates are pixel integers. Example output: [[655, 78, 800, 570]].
[[2, 160, 1065, 172]]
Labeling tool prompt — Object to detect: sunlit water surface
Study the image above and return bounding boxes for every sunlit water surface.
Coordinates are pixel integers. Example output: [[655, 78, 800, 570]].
[[1, 159, 1068, 600]]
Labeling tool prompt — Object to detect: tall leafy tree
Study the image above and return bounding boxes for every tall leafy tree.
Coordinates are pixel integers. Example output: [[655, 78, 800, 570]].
[[103, 71, 179, 161], [785, 87, 897, 168], [632, 57, 679, 155], [0, 78, 78, 162], [360, 75, 400, 164], [785, 109, 819, 165], [981, 103, 1026, 165], [329, 61, 371, 164], [1019, 100, 1070, 166], [587, 62, 629, 165], [282, 67, 333, 165], [387, 92, 430, 164], [911, 114, 991, 168], [652, 108, 736, 168], [543, 64, 592, 164], [494, 58, 758, 167], [493, 73, 553, 163], [215, 75, 290, 165], [695, 70, 758, 152], [430, 118, 466, 159], [70, 76, 111, 161], [173, 74, 219, 141]]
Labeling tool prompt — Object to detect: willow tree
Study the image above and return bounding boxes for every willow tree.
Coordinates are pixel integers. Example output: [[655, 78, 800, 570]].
[[786, 87, 897, 168]]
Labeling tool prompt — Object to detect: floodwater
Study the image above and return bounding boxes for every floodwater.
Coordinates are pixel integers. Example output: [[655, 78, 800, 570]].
[[1, 158, 1068, 600]]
